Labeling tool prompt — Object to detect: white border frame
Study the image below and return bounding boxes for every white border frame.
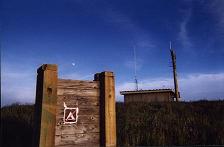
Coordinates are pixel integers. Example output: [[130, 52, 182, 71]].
[[63, 102, 79, 124]]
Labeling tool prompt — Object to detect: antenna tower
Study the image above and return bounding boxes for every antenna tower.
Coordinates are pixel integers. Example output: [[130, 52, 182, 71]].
[[133, 46, 139, 91]]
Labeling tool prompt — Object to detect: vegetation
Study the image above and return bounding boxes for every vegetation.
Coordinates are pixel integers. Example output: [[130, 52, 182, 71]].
[[1, 104, 34, 147], [116, 101, 224, 146], [1, 101, 224, 146]]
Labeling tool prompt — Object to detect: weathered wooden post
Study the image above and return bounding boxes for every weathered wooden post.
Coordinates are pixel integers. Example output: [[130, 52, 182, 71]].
[[94, 72, 117, 147], [33, 64, 58, 147], [170, 43, 180, 101]]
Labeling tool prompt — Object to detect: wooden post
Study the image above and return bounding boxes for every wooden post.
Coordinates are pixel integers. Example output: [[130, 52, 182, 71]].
[[33, 64, 58, 147], [94, 72, 117, 147], [170, 49, 180, 101]]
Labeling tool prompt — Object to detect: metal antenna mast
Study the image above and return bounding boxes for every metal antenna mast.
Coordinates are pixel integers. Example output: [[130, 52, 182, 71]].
[[170, 41, 180, 101], [133, 46, 139, 91]]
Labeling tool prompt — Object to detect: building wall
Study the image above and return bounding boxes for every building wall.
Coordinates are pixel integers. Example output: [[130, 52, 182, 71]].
[[124, 92, 174, 103]]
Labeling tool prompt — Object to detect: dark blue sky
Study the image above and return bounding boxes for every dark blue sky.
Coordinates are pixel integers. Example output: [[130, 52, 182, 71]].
[[1, 0, 224, 106]]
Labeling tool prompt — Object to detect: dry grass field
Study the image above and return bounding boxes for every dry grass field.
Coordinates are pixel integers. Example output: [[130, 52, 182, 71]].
[[1, 100, 224, 146]]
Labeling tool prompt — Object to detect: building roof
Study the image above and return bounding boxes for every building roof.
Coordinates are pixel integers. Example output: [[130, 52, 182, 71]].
[[120, 89, 174, 95]]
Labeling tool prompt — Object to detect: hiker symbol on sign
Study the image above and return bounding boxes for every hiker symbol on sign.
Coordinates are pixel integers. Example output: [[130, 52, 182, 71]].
[[63, 102, 79, 124]]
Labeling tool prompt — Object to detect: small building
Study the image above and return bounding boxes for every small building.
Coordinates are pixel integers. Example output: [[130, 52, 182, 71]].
[[120, 89, 175, 103]]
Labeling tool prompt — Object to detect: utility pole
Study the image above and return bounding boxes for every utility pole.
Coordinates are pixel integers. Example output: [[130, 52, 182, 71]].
[[170, 42, 180, 101]]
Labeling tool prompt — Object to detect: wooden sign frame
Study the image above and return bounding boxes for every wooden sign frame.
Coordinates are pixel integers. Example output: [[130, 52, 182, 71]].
[[33, 64, 116, 147]]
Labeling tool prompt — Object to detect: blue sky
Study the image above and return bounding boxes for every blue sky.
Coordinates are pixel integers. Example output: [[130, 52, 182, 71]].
[[1, 0, 224, 106]]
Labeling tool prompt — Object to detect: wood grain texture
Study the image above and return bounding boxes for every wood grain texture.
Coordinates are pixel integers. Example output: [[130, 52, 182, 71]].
[[94, 72, 117, 147], [105, 72, 117, 147], [33, 64, 58, 147], [56, 133, 100, 147], [104, 72, 117, 147], [57, 79, 99, 97], [55, 79, 100, 147]]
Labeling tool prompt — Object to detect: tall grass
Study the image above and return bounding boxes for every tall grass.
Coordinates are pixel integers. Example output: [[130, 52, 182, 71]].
[[1, 101, 224, 146], [1, 104, 34, 147], [116, 101, 224, 146]]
